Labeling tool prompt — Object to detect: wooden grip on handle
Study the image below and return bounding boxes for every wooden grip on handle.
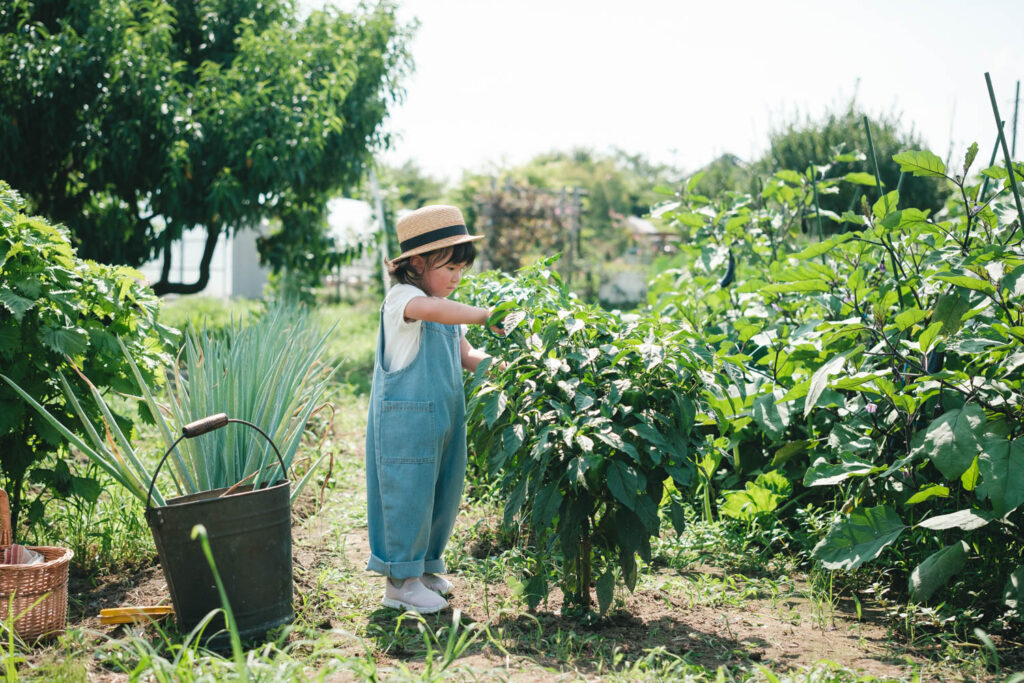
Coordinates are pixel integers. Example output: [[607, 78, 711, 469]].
[[182, 413, 229, 438]]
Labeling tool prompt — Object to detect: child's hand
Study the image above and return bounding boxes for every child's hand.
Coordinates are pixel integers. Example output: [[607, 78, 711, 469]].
[[488, 308, 525, 336], [486, 307, 511, 336]]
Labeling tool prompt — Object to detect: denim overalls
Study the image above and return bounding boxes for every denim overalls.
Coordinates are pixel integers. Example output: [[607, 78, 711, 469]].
[[365, 312, 467, 579]]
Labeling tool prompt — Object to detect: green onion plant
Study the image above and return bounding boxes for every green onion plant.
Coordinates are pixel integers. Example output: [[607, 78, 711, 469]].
[[2, 301, 336, 507]]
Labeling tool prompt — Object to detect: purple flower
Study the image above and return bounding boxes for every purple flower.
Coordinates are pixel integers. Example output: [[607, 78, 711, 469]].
[[865, 403, 878, 414], [878, 262, 887, 274]]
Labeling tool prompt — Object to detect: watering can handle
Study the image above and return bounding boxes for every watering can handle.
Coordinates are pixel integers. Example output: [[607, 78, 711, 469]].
[[145, 413, 287, 511], [182, 413, 229, 438]]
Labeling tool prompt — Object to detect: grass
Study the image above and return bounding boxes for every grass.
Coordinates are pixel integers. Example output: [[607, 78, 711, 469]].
[[158, 296, 264, 335], [6, 294, 1013, 681]]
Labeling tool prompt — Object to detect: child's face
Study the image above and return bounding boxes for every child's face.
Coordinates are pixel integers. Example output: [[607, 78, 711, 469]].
[[415, 257, 469, 298]]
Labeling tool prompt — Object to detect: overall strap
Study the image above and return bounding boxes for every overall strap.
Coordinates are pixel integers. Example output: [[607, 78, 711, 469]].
[[374, 306, 388, 368]]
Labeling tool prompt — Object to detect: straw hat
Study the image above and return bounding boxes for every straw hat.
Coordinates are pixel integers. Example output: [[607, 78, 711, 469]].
[[392, 205, 483, 261]]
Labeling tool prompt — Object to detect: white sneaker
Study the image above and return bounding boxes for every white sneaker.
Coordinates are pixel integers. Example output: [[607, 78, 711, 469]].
[[421, 573, 453, 595], [382, 577, 448, 614]]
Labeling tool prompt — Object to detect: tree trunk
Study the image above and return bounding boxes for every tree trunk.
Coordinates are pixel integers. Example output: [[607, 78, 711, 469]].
[[159, 228, 173, 286], [153, 226, 220, 295]]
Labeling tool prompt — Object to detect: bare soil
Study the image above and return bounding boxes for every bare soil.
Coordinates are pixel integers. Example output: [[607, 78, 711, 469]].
[[323, 523, 966, 681], [29, 468, 1006, 682]]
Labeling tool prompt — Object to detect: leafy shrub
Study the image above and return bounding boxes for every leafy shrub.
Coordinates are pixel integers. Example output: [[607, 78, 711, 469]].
[[0, 181, 173, 534], [753, 105, 949, 225], [460, 259, 701, 614]]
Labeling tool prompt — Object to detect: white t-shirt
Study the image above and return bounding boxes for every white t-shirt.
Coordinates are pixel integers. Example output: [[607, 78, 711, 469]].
[[381, 284, 466, 372]]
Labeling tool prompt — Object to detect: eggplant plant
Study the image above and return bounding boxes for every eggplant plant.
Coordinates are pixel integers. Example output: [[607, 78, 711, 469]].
[[460, 259, 702, 615], [652, 141, 1024, 613]]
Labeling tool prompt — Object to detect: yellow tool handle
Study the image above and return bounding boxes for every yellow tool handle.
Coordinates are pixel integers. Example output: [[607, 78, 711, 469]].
[[99, 606, 174, 624]]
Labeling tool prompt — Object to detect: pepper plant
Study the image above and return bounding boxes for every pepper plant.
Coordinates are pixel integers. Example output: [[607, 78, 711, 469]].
[[459, 259, 701, 614]]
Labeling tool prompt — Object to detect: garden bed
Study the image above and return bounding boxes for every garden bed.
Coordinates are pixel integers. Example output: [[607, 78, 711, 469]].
[[18, 440, 1003, 682]]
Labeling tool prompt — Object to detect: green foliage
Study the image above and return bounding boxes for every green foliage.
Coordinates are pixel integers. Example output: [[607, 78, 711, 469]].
[[0, 0, 410, 294], [686, 154, 756, 198], [650, 141, 1024, 615], [811, 505, 906, 571], [158, 302, 337, 497], [7, 302, 336, 506], [518, 148, 678, 245], [157, 296, 264, 336], [468, 182, 572, 273], [371, 160, 445, 212], [720, 470, 791, 522], [446, 148, 680, 280], [752, 104, 949, 228], [0, 181, 173, 535], [459, 259, 701, 614]]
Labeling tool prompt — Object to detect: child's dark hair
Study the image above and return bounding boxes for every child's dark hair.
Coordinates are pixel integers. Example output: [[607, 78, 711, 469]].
[[387, 242, 477, 287]]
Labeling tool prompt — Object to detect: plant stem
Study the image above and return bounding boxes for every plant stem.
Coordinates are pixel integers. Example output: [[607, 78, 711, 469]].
[[191, 524, 247, 677], [862, 116, 907, 308], [977, 135, 1002, 204], [985, 72, 1024, 239], [580, 533, 592, 609], [843, 187, 862, 233], [810, 164, 824, 248]]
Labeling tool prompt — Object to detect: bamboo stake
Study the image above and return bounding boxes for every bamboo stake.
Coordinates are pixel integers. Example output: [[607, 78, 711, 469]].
[[863, 116, 888, 212], [985, 72, 1024, 237], [1012, 80, 1020, 158], [368, 165, 389, 294], [863, 116, 904, 308]]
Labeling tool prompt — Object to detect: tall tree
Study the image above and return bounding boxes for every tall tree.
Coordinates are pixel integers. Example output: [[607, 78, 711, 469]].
[[0, 0, 410, 293]]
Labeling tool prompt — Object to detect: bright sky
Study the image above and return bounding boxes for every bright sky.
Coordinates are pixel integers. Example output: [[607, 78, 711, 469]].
[[311, 0, 1024, 184]]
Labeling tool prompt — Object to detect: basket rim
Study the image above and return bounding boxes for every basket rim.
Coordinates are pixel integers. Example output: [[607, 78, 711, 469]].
[[0, 545, 73, 570]]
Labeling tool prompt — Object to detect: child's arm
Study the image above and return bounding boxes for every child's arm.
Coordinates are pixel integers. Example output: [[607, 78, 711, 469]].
[[404, 296, 509, 372], [460, 335, 490, 373], [404, 296, 490, 326]]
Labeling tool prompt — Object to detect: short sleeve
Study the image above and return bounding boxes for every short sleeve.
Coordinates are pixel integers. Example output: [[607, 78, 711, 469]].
[[382, 284, 427, 371], [383, 284, 426, 329]]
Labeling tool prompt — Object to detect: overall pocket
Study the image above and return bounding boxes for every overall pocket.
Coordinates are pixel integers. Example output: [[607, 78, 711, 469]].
[[378, 400, 437, 464]]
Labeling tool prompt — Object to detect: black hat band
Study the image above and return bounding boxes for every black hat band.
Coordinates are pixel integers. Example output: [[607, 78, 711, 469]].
[[400, 224, 468, 252]]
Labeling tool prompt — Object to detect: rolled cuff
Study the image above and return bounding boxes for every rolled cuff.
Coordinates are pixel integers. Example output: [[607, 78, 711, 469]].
[[365, 553, 447, 579]]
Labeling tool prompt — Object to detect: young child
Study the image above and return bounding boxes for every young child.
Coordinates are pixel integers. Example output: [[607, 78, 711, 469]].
[[365, 204, 502, 613]]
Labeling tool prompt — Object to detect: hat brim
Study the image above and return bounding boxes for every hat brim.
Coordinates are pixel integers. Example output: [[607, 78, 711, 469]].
[[392, 233, 484, 262]]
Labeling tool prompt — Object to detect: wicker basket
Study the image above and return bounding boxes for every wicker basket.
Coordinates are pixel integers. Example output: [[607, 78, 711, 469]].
[[0, 490, 73, 641]]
